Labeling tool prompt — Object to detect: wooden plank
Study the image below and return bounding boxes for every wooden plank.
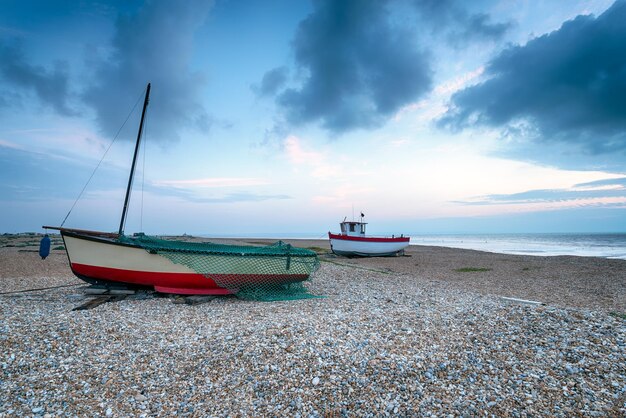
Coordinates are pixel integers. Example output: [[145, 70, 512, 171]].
[[84, 287, 109, 295], [108, 289, 136, 295], [170, 295, 216, 305], [171, 295, 186, 304], [184, 295, 216, 305], [501, 296, 545, 306], [72, 295, 127, 311], [84, 286, 136, 295]]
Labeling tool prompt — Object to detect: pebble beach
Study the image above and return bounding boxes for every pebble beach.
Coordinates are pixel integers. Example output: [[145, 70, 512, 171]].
[[1, 234, 625, 416]]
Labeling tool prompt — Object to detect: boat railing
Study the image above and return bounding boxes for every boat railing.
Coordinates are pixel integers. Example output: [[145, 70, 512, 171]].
[[42, 226, 119, 239]]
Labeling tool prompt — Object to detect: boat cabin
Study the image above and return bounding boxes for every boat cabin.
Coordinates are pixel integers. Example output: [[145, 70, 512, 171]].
[[339, 221, 367, 237]]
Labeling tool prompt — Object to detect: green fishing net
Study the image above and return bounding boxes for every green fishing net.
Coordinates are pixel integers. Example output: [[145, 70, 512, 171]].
[[119, 234, 321, 301]]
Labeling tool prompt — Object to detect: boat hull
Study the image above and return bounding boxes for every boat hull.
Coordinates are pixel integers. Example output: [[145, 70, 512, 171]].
[[62, 231, 311, 295], [328, 233, 410, 257]]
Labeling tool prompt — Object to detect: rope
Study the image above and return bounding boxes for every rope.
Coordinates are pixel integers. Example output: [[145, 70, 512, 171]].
[[60, 87, 148, 227], [0, 283, 83, 295]]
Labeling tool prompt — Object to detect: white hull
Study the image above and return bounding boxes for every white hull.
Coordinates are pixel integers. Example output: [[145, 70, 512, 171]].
[[329, 234, 410, 257], [63, 234, 193, 274]]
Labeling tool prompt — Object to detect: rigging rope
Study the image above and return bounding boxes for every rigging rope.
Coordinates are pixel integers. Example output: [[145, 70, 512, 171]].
[[60, 87, 148, 227]]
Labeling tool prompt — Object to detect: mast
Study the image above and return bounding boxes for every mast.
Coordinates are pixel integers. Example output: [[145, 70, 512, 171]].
[[118, 83, 151, 236]]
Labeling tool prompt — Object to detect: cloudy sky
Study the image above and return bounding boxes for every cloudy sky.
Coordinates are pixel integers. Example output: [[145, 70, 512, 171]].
[[1, 0, 625, 235]]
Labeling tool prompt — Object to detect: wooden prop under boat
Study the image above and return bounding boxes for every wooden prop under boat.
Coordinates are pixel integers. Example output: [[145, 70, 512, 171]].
[[44, 84, 318, 295]]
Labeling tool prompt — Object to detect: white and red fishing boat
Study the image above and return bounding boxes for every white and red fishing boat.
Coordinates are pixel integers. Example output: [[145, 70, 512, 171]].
[[44, 84, 318, 297], [328, 215, 410, 257]]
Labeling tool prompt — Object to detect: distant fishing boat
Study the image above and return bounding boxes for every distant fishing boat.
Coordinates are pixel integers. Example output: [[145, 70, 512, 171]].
[[45, 83, 319, 297], [328, 214, 410, 257]]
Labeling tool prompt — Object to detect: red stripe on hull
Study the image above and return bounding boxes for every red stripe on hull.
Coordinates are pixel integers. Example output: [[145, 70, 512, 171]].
[[328, 233, 410, 243], [71, 263, 309, 295]]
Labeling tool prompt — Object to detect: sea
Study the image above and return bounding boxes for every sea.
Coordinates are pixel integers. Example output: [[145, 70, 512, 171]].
[[408, 233, 626, 260], [203, 232, 626, 260]]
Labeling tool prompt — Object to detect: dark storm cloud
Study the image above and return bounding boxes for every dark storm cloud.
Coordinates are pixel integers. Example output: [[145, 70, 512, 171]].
[[0, 40, 75, 115], [83, 0, 213, 143], [413, 0, 511, 45], [462, 13, 511, 41], [440, 0, 626, 154], [252, 66, 288, 97], [270, 0, 432, 134]]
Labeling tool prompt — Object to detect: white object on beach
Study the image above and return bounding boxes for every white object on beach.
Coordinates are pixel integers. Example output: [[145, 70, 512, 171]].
[[328, 215, 410, 257], [501, 296, 545, 306]]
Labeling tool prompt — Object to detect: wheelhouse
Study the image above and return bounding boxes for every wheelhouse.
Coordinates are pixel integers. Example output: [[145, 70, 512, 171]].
[[339, 221, 367, 237]]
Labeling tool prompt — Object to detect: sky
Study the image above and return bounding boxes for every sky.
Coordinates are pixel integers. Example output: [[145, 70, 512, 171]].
[[1, 0, 625, 236]]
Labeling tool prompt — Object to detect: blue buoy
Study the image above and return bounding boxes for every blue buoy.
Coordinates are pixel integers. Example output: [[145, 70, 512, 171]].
[[39, 234, 51, 259]]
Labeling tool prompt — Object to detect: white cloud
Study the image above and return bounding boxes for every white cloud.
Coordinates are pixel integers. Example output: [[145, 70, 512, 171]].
[[0, 139, 25, 150], [434, 66, 485, 96], [283, 135, 340, 179], [393, 67, 485, 124], [155, 178, 269, 188]]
